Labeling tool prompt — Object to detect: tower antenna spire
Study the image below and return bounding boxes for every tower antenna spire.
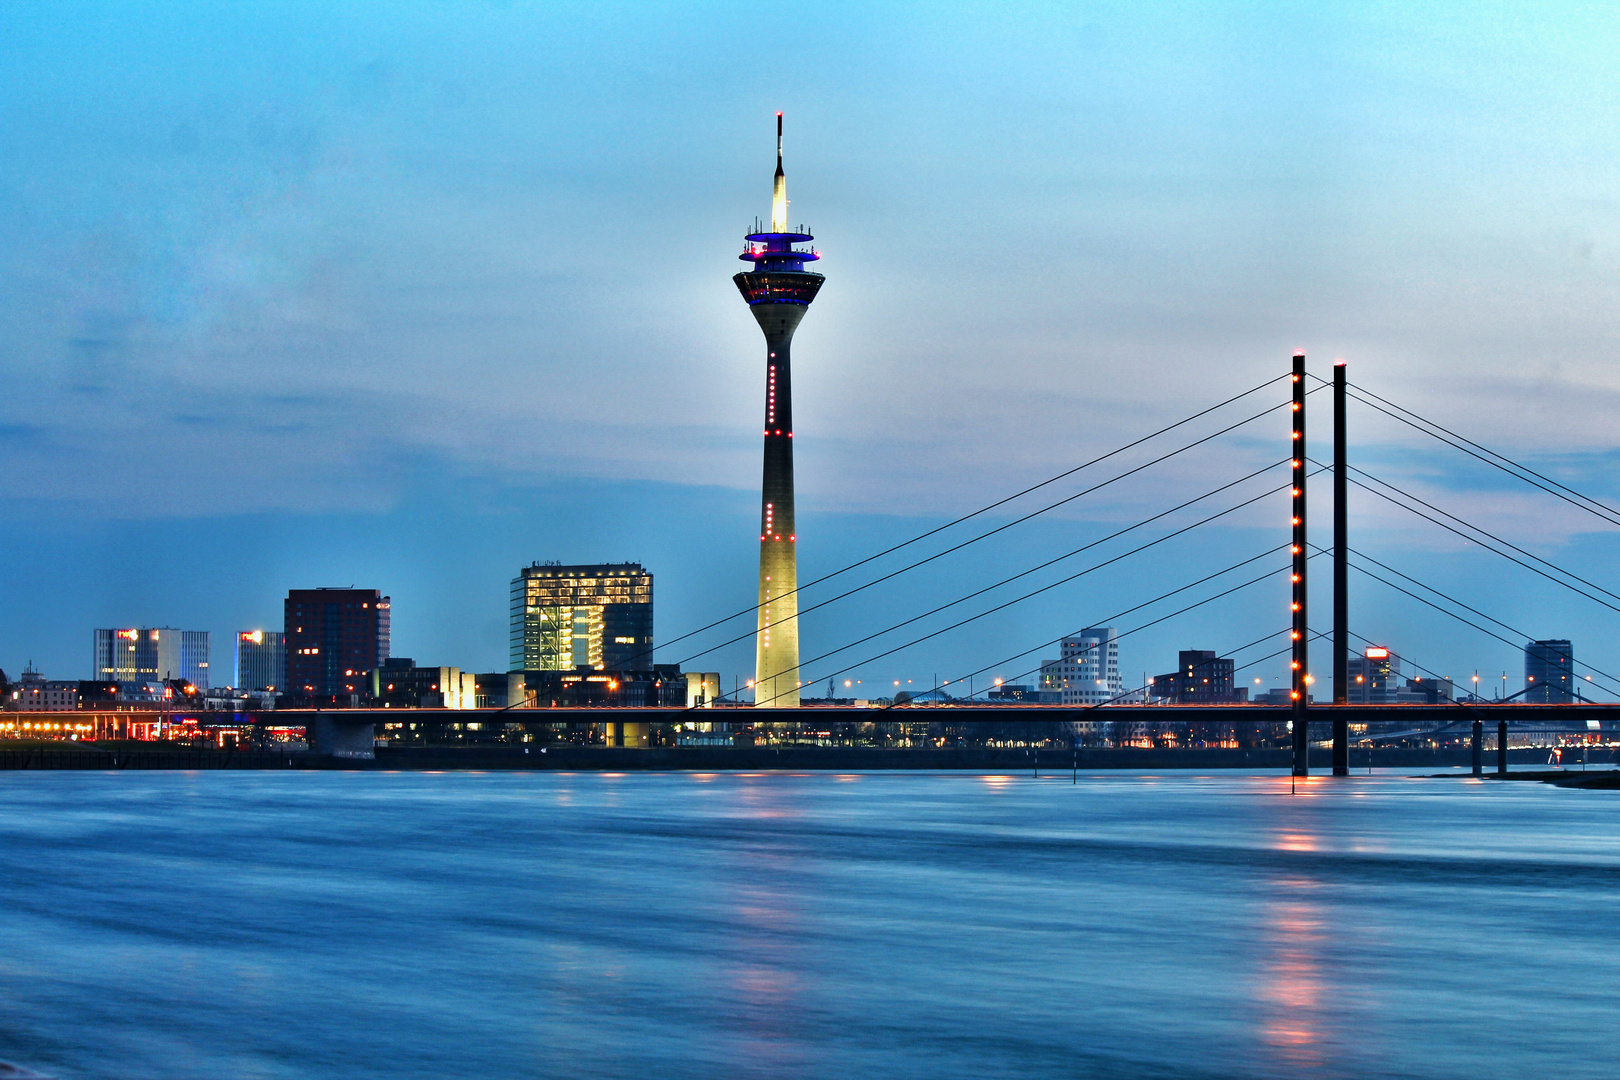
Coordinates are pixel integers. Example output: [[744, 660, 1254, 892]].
[[771, 112, 788, 232]]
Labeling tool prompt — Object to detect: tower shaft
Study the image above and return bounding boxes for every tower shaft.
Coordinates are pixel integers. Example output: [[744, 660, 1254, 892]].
[[753, 304, 806, 706]]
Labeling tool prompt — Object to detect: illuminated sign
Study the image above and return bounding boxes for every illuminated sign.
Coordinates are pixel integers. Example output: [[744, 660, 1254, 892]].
[[116, 629, 138, 641], [241, 630, 263, 644], [1364, 647, 1390, 659]]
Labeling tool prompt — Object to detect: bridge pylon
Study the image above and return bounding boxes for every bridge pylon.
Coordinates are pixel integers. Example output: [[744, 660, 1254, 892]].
[[1333, 360, 1350, 775], [1291, 353, 1310, 777]]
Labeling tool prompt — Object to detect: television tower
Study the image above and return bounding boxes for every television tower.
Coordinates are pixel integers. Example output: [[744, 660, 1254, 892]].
[[735, 112, 823, 707]]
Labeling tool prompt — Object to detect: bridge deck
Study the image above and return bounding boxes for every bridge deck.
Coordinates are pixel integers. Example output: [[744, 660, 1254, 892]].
[[264, 703, 1620, 727]]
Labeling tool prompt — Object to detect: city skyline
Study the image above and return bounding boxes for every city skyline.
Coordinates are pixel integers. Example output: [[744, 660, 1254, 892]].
[[3, 4, 1620, 694], [4, 11, 1617, 1079]]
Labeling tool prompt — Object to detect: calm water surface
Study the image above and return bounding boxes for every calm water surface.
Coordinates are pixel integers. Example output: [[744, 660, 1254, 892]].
[[0, 769, 1616, 1079]]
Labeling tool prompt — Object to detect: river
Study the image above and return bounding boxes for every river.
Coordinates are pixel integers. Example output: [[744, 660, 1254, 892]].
[[0, 769, 1615, 1078]]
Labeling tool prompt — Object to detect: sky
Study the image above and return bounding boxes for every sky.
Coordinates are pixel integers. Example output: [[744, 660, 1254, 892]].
[[3, 1, 1620, 698]]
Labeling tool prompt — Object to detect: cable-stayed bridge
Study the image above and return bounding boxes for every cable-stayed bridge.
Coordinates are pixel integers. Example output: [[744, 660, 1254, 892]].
[[203, 353, 1620, 773]]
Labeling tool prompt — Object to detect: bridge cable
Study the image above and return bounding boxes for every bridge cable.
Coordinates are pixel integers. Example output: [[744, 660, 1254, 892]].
[[916, 629, 1301, 746], [763, 546, 1290, 707], [1310, 374, 1620, 531], [1340, 378, 1620, 522], [1313, 463, 1620, 617], [1333, 625, 1507, 713], [748, 475, 1296, 700], [854, 546, 1315, 712], [1054, 626, 1299, 714], [954, 549, 1331, 712], [672, 394, 1290, 669], [1339, 626, 1602, 709], [1330, 553, 1619, 696], [1310, 457, 1620, 607], [674, 459, 1292, 673], [616, 373, 1292, 669], [867, 468, 1329, 710], [1322, 543, 1620, 693]]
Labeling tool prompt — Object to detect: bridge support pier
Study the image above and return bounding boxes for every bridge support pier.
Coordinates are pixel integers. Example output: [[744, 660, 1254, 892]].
[[1497, 719, 1508, 776], [1471, 719, 1483, 776], [308, 715, 376, 760]]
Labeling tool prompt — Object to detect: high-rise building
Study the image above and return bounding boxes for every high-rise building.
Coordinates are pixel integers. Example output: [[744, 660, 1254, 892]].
[[235, 630, 286, 691], [284, 589, 390, 697], [1347, 646, 1399, 704], [735, 113, 824, 708], [181, 631, 209, 688], [510, 562, 654, 672], [1151, 650, 1241, 703], [93, 627, 211, 688], [1524, 639, 1574, 703], [1040, 627, 1122, 706]]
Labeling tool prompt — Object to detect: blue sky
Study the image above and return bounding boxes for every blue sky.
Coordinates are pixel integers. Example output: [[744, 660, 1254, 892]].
[[3, 1, 1619, 695]]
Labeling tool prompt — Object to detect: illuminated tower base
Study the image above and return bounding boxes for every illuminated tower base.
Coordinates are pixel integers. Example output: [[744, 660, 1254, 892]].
[[735, 113, 823, 707]]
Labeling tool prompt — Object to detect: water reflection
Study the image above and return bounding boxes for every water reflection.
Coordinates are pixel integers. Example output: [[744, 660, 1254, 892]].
[[726, 850, 807, 1070], [1259, 878, 1328, 1071], [1261, 806, 1330, 1071], [0, 771, 1615, 1080]]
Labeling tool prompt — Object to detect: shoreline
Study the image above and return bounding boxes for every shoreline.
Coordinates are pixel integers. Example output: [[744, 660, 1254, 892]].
[[1, 742, 1602, 773]]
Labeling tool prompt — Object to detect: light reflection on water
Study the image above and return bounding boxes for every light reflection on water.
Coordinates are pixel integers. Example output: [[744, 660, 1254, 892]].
[[1259, 882, 1327, 1070], [0, 769, 1616, 1080]]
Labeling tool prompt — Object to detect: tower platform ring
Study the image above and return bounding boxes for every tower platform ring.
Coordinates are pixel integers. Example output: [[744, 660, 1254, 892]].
[[745, 231, 814, 243]]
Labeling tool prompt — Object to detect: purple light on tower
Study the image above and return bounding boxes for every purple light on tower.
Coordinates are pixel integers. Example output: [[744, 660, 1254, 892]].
[[734, 112, 823, 708]]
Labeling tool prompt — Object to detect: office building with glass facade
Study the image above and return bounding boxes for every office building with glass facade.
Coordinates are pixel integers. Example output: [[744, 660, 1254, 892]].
[[1525, 639, 1574, 703], [285, 589, 390, 697], [509, 562, 653, 672], [1347, 646, 1400, 704], [235, 630, 286, 691], [93, 627, 211, 689]]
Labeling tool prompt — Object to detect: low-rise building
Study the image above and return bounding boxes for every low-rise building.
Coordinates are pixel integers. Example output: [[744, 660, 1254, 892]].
[[515, 666, 687, 708], [7, 665, 79, 711], [986, 684, 1061, 704], [473, 672, 527, 710], [1400, 676, 1454, 704], [1150, 651, 1247, 704], [366, 658, 476, 709], [77, 679, 175, 709]]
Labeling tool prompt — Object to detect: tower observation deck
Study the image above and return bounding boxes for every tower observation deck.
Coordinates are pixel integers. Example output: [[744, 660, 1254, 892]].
[[734, 112, 823, 708]]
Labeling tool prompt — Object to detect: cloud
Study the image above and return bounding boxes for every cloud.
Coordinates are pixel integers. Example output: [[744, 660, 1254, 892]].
[[3, 2, 1620, 689]]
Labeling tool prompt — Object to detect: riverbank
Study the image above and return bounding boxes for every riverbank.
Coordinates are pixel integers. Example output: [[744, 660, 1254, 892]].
[[0, 742, 1576, 771], [1489, 768, 1620, 789]]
